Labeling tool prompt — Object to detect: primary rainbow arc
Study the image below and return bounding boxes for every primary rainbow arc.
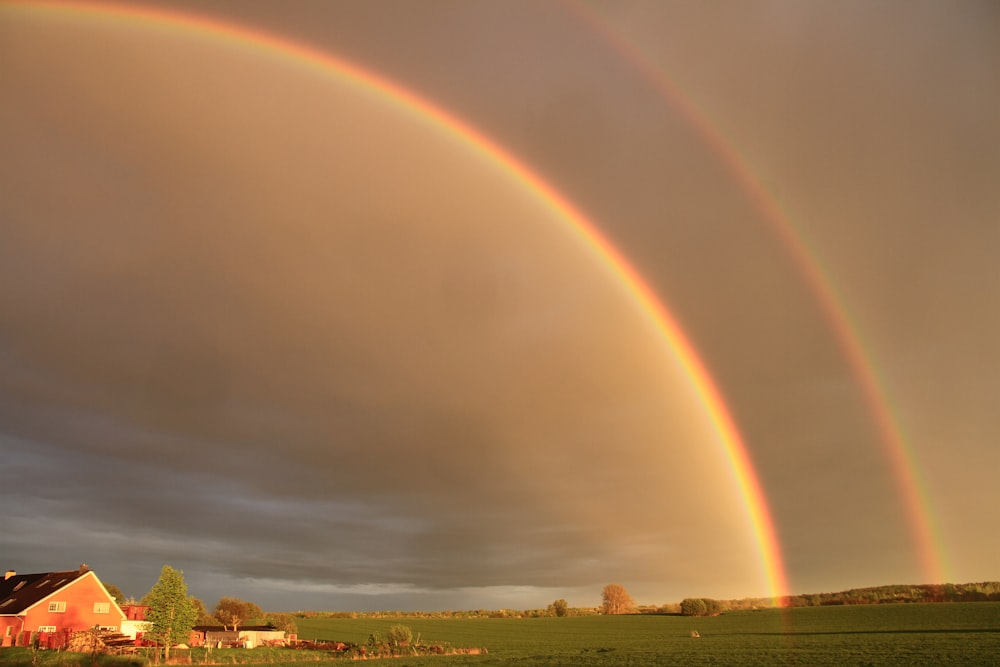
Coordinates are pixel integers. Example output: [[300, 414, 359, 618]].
[[6, 0, 791, 602]]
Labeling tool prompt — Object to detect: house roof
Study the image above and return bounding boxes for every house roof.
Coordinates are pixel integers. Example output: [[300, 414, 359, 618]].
[[0, 569, 91, 615], [193, 626, 282, 633]]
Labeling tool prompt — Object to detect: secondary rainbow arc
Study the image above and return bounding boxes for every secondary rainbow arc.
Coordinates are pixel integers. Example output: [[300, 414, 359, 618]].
[[6, 0, 791, 602], [566, 6, 948, 586]]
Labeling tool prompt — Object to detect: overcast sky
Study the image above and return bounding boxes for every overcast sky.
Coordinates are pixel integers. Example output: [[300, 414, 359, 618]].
[[1, 0, 997, 612]]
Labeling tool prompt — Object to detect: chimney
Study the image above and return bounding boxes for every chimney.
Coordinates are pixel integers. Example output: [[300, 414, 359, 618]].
[[79, 563, 89, 573], [4, 570, 15, 580]]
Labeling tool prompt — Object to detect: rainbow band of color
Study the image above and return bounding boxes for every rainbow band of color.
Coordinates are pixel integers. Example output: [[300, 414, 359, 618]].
[[6, 0, 790, 601], [565, 7, 948, 586]]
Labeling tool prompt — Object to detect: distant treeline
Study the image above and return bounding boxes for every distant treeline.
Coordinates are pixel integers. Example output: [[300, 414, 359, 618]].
[[672, 581, 1000, 616], [778, 581, 1000, 607], [293, 608, 600, 620], [289, 582, 1000, 620]]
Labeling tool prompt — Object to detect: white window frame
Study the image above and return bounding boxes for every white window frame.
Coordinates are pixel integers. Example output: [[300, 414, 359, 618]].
[[38, 625, 57, 633], [48, 601, 66, 613], [94, 602, 110, 614]]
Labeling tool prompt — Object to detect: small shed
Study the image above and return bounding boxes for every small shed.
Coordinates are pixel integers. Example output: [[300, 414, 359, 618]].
[[190, 626, 285, 648]]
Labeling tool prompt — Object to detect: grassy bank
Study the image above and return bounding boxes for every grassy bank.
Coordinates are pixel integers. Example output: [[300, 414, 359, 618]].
[[291, 602, 1000, 665], [3, 602, 998, 666]]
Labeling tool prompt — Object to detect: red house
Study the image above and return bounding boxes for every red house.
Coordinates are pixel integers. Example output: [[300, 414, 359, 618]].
[[0, 566, 126, 648]]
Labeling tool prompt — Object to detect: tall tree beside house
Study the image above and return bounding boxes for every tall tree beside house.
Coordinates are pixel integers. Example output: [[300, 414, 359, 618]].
[[213, 596, 263, 632], [144, 565, 198, 663]]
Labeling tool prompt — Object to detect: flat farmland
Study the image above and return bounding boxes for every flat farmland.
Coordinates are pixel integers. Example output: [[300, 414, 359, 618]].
[[293, 602, 1000, 666]]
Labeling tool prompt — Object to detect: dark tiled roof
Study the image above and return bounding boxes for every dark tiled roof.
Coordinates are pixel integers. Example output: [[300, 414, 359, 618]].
[[0, 570, 88, 615], [193, 627, 237, 637], [192, 626, 280, 633]]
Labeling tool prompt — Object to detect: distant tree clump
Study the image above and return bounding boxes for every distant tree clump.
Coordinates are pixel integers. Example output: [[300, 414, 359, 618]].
[[144, 565, 198, 663], [680, 598, 722, 616], [601, 584, 637, 615], [189, 596, 217, 626], [214, 596, 263, 631], [680, 598, 707, 617], [263, 612, 298, 635], [549, 599, 569, 617]]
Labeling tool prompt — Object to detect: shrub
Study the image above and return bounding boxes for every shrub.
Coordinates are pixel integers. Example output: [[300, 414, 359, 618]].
[[386, 624, 413, 647]]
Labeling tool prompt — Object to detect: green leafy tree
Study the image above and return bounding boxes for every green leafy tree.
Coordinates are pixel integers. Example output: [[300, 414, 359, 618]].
[[601, 584, 636, 615], [144, 565, 198, 663], [213, 596, 263, 631]]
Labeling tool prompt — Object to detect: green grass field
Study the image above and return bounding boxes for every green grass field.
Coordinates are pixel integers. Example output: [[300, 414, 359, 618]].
[[292, 602, 1000, 666], [2, 603, 997, 666]]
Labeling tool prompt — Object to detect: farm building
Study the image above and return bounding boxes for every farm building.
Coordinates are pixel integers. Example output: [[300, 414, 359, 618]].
[[190, 626, 287, 648], [119, 604, 151, 641], [0, 566, 126, 648]]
